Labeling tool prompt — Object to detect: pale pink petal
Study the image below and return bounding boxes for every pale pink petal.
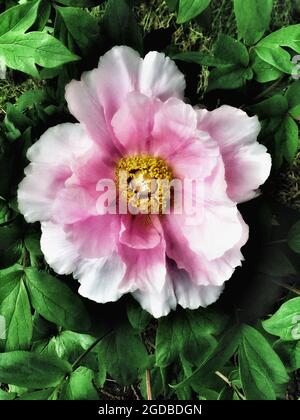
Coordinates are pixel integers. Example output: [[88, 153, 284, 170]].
[[75, 254, 127, 303], [163, 212, 248, 287], [132, 277, 177, 318], [197, 105, 271, 202], [139, 51, 185, 101], [118, 241, 167, 294], [18, 123, 94, 223], [51, 187, 98, 224], [26, 123, 93, 165], [179, 161, 243, 261], [170, 266, 224, 310], [65, 215, 120, 259], [18, 163, 71, 222], [119, 214, 162, 249], [41, 221, 80, 275], [111, 92, 155, 153], [151, 98, 219, 179]]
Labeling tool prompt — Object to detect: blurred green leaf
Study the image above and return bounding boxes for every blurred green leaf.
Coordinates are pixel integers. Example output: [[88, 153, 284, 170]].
[[177, 0, 211, 24], [234, 0, 273, 45], [0, 0, 40, 37], [0, 351, 72, 388], [239, 325, 288, 400], [25, 268, 91, 332], [263, 297, 300, 341]]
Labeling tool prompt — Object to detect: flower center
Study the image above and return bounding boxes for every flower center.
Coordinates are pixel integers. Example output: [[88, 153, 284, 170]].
[[115, 155, 173, 214]]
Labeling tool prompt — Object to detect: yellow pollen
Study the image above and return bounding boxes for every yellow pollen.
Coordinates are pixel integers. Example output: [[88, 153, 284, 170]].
[[115, 155, 173, 214]]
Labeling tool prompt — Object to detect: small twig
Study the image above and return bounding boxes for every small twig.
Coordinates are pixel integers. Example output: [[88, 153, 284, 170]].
[[146, 369, 152, 400], [215, 371, 246, 401], [252, 76, 285, 103], [72, 329, 113, 371], [131, 385, 140, 400], [271, 279, 300, 295]]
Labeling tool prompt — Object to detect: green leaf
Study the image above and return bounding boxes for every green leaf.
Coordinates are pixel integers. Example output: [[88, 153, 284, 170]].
[[0, 32, 80, 77], [127, 299, 151, 332], [165, 0, 178, 11], [0, 269, 32, 351], [61, 367, 98, 400], [286, 81, 300, 108], [239, 325, 288, 400], [56, 0, 100, 6], [251, 53, 283, 83], [0, 224, 22, 269], [288, 221, 300, 252], [262, 297, 300, 341], [289, 105, 300, 121], [98, 321, 149, 385], [171, 326, 241, 389], [207, 66, 253, 91], [156, 310, 217, 368], [103, 0, 143, 53], [234, 0, 273, 45], [214, 34, 249, 67], [18, 388, 55, 400], [0, 0, 40, 37], [254, 45, 293, 74], [0, 351, 72, 388], [0, 389, 17, 400], [274, 340, 300, 372], [25, 268, 90, 332], [283, 116, 299, 163], [259, 24, 300, 53], [171, 51, 225, 67], [56, 6, 99, 51], [177, 0, 211, 24], [251, 95, 288, 118]]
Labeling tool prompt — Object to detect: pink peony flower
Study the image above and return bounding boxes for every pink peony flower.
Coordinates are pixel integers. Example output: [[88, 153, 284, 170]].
[[18, 46, 271, 318]]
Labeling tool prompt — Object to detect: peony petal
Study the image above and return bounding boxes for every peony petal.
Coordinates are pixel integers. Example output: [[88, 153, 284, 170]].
[[150, 98, 219, 179], [75, 254, 127, 304], [132, 276, 177, 318], [139, 51, 185, 101], [111, 92, 156, 153], [118, 240, 167, 294], [18, 163, 71, 222], [197, 105, 271, 203], [170, 265, 224, 310], [119, 214, 162, 249], [26, 123, 93, 165], [65, 215, 120, 259], [163, 211, 248, 287], [40, 222, 80, 275], [52, 186, 98, 224]]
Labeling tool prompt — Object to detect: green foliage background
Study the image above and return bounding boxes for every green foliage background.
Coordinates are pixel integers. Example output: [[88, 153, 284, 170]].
[[0, 0, 300, 400]]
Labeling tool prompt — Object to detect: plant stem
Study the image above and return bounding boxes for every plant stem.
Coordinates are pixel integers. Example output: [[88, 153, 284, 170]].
[[252, 76, 285, 103], [72, 329, 113, 370], [215, 371, 246, 400], [146, 369, 152, 400]]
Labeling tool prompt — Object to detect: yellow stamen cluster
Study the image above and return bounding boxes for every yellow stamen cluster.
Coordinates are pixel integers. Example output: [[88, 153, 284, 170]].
[[116, 155, 173, 214]]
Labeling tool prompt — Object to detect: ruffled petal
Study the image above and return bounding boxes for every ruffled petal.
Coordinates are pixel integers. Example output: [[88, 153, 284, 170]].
[[163, 211, 248, 287], [151, 98, 219, 179], [18, 163, 71, 222], [197, 105, 271, 203], [132, 277, 177, 318], [139, 51, 185, 101], [111, 92, 155, 153], [118, 240, 167, 294], [18, 123, 94, 223], [75, 254, 127, 304], [65, 215, 120, 259], [170, 266, 224, 310], [40, 222, 80, 275], [119, 214, 162, 249]]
